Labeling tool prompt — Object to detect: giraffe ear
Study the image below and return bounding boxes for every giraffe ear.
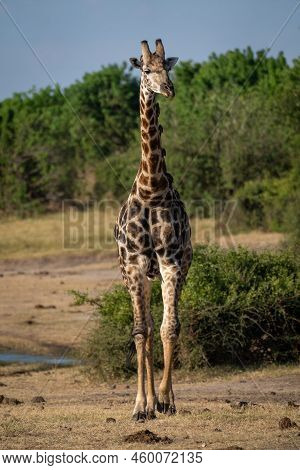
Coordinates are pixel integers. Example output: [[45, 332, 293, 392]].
[[129, 57, 141, 69], [166, 57, 179, 70]]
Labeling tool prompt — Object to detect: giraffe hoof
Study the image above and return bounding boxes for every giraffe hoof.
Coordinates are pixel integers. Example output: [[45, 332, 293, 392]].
[[167, 405, 176, 416], [157, 401, 170, 414], [132, 411, 146, 422], [146, 410, 156, 420]]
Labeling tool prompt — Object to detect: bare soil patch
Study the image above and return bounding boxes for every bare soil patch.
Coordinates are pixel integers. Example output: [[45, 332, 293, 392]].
[[0, 252, 120, 355], [0, 364, 299, 449]]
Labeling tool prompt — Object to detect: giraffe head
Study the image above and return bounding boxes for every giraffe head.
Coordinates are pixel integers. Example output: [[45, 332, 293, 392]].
[[130, 39, 178, 98]]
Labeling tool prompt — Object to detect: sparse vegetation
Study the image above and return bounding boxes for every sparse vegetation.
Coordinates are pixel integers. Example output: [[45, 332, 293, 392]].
[[77, 246, 300, 379], [0, 210, 283, 259], [0, 363, 299, 449], [0, 209, 116, 259]]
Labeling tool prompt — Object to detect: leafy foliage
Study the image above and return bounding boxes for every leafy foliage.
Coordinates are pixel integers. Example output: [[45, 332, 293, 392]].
[[1, 48, 299, 244], [0, 65, 138, 214], [180, 246, 300, 368], [79, 246, 300, 379]]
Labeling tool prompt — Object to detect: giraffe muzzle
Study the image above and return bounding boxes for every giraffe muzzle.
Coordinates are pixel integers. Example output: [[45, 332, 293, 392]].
[[160, 83, 175, 98]]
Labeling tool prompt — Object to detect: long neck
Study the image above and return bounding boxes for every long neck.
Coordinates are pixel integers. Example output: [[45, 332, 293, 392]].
[[135, 80, 169, 199]]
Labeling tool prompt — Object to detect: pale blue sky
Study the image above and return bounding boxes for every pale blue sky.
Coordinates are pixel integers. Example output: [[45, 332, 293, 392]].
[[0, 0, 299, 100]]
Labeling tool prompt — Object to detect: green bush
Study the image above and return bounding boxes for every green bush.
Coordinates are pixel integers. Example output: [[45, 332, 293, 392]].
[[233, 170, 300, 234], [76, 246, 300, 379], [233, 178, 289, 231], [180, 246, 299, 368]]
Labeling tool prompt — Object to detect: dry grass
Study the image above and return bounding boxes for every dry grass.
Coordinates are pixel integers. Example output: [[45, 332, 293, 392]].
[[0, 211, 284, 260], [0, 213, 64, 259], [0, 209, 117, 260], [190, 217, 284, 251], [0, 364, 299, 450]]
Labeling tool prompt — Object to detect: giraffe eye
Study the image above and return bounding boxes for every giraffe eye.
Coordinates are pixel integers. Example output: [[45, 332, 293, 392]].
[[144, 69, 151, 75]]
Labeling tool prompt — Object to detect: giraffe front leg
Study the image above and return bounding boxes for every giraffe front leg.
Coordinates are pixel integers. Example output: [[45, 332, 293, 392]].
[[157, 341, 177, 415], [127, 267, 148, 422], [157, 265, 182, 416]]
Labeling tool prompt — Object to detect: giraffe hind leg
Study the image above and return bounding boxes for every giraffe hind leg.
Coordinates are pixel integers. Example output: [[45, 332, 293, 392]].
[[144, 278, 157, 419], [157, 264, 183, 416], [125, 263, 149, 422]]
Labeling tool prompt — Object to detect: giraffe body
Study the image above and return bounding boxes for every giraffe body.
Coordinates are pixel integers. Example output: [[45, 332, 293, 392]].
[[114, 39, 192, 420]]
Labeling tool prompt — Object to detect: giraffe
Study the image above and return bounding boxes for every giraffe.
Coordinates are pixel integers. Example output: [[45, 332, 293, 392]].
[[114, 39, 193, 421]]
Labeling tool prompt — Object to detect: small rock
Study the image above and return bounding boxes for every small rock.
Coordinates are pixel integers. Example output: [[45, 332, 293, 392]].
[[59, 425, 72, 431], [34, 304, 56, 309], [178, 409, 192, 415], [0, 383, 7, 387], [0, 396, 23, 405], [270, 391, 276, 395], [224, 399, 231, 403], [279, 417, 298, 430], [8, 398, 23, 405], [124, 429, 172, 444], [125, 385, 130, 389], [110, 384, 116, 390], [230, 401, 248, 409], [214, 428, 222, 432], [106, 417, 116, 423], [239, 400, 249, 407], [226, 445, 244, 450], [31, 396, 46, 403], [287, 401, 300, 408]]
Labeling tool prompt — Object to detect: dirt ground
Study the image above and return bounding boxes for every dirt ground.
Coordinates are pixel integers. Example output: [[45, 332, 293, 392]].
[[0, 252, 121, 355], [0, 238, 299, 450], [0, 364, 299, 449]]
